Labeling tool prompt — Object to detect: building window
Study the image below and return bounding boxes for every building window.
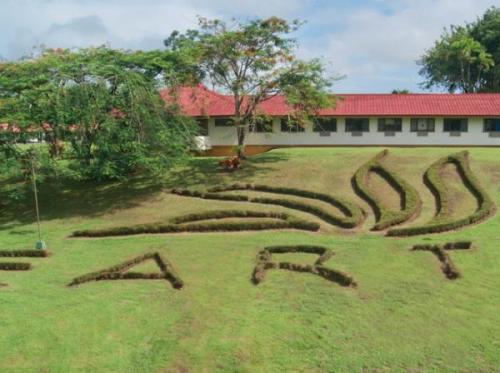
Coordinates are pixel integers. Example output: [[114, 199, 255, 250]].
[[313, 117, 337, 132], [250, 118, 273, 133], [443, 118, 468, 132], [281, 118, 305, 133], [196, 118, 209, 136], [214, 118, 233, 127], [410, 118, 435, 132], [345, 118, 370, 132], [484, 118, 500, 132], [377, 118, 402, 132]]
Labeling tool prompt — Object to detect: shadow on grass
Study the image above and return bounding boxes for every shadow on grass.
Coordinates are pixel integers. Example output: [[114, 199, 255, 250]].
[[163, 151, 289, 188], [0, 151, 288, 230]]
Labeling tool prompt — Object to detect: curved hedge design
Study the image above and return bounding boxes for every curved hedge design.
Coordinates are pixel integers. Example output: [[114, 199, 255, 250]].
[[387, 151, 495, 236], [252, 245, 357, 287], [352, 150, 422, 231], [72, 210, 319, 237], [68, 252, 184, 289], [172, 183, 365, 229]]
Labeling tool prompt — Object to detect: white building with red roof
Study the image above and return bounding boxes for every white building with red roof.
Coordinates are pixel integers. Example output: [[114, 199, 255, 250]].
[[163, 85, 500, 154]]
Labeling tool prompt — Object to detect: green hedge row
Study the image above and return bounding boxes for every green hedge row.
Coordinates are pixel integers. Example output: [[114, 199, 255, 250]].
[[412, 241, 473, 252], [264, 245, 334, 265], [352, 150, 422, 231], [411, 242, 472, 279], [0, 250, 50, 257], [68, 252, 184, 289], [252, 245, 356, 287], [72, 210, 320, 237], [171, 189, 249, 202], [170, 209, 287, 224], [173, 183, 365, 228], [0, 262, 32, 271], [387, 152, 495, 236]]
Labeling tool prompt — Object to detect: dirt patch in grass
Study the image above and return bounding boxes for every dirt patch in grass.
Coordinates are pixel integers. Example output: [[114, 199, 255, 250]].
[[366, 170, 402, 211], [437, 163, 478, 221], [387, 151, 496, 236], [352, 150, 422, 231]]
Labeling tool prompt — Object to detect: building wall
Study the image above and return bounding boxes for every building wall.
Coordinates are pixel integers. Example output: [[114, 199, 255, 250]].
[[204, 117, 500, 147]]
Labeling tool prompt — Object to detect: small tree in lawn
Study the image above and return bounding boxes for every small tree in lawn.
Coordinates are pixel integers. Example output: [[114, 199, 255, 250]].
[[165, 17, 336, 157]]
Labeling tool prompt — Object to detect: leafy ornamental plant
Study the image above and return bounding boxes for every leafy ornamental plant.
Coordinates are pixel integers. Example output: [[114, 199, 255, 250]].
[[165, 17, 338, 157], [0, 47, 199, 180]]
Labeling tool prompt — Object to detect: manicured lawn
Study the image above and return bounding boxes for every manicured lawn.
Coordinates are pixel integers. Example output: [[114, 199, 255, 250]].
[[1, 147, 499, 372]]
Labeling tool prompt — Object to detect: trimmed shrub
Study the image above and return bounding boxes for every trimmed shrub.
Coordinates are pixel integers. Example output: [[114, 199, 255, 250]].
[[171, 189, 249, 202], [352, 150, 422, 231], [252, 245, 356, 287], [173, 183, 365, 228], [314, 266, 357, 286], [263, 245, 335, 265], [0, 250, 50, 257], [388, 151, 495, 236], [412, 241, 473, 252], [72, 210, 320, 237], [0, 262, 32, 271], [68, 252, 184, 289], [411, 241, 472, 279], [169, 210, 288, 224]]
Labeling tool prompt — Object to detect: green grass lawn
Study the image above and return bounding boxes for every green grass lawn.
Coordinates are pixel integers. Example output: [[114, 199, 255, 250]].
[[1, 147, 500, 372]]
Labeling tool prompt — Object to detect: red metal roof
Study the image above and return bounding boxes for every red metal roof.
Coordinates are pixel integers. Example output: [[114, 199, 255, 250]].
[[161, 85, 500, 117], [160, 84, 234, 117]]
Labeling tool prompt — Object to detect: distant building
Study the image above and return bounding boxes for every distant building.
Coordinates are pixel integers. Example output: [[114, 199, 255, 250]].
[[163, 85, 500, 155]]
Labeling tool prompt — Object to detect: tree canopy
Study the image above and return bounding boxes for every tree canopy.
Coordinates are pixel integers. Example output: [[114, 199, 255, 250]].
[[0, 47, 199, 180], [165, 17, 337, 156], [419, 7, 499, 93]]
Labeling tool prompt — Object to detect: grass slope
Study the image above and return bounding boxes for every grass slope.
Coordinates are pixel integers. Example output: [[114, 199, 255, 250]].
[[0, 147, 499, 372]]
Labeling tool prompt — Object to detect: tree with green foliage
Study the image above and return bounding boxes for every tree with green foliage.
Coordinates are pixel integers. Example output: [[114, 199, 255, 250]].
[[0, 47, 199, 180], [165, 17, 336, 157], [469, 7, 500, 92], [419, 7, 499, 93]]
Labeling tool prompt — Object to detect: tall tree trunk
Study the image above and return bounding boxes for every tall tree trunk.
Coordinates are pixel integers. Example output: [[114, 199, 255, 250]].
[[234, 93, 246, 158], [236, 124, 246, 158]]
